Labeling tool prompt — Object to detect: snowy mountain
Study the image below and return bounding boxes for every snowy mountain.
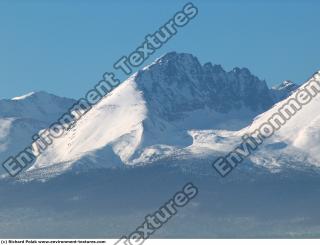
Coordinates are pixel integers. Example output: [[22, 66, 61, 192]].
[[0, 92, 76, 176], [0, 52, 302, 180], [0, 53, 319, 238], [0, 91, 76, 122], [238, 72, 320, 171], [271, 80, 300, 102], [0, 52, 312, 181]]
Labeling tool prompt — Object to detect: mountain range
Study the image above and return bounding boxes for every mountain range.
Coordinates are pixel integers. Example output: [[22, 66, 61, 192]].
[[2, 52, 320, 238], [1, 52, 316, 180]]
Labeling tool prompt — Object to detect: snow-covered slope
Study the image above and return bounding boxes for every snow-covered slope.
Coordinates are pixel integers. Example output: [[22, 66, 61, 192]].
[[0, 91, 75, 122], [17, 52, 302, 179], [29, 78, 148, 172], [0, 52, 312, 180], [236, 72, 320, 171], [0, 92, 76, 175]]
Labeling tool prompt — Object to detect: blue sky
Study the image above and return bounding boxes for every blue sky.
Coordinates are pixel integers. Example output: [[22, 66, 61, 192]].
[[0, 0, 319, 99]]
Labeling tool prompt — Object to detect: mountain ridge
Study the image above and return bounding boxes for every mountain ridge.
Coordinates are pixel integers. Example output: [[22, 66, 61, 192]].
[[0, 52, 309, 180]]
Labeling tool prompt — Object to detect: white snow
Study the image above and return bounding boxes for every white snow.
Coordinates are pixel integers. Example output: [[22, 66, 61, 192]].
[[11, 92, 36, 100], [24, 69, 320, 178], [1, 55, 319, 179], [237, 72, 320, 169], [0, 92, 75, 176], [29, 76, 148, 171]]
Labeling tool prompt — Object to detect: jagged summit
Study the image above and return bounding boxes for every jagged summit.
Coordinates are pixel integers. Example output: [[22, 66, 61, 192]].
[[154, 51, 199, 64], [271, 80, 300, 102], [136, 52, 276, 118], [273, 80, 299, 91], [230, 67, 251, 75], [154, 52, 252, 76], [203, 63, 225, 74]]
